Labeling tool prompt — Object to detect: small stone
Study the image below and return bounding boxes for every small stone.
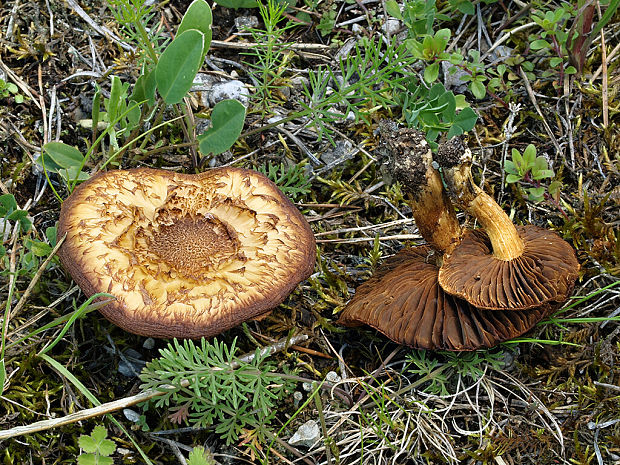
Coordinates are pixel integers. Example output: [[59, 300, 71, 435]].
[[302, 382, 313, 392], [123, 408, 141, 423], [209, 80, 250, 107], [235, 15, 259, 31], [143, 338, 155, 350], [288, 420, 320, 448], [293, 391, 303, 408], [442, 62, 469, 91], [325, 371, 341, 384], [382, 18, 401, 36]]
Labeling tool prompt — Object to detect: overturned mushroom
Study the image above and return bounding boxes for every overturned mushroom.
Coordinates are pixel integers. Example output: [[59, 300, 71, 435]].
[[339, 125, 552, 350], [339, 246, 551, 351], [58, 167, 316, 338], [435, 138, 579, 310]]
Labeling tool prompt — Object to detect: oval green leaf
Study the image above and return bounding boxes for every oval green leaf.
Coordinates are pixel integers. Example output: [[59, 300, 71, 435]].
[[178, 0, 213, 61], [43, 142, 85, 169], [156, 29, 204, 105], [198, 99, 246, 156]]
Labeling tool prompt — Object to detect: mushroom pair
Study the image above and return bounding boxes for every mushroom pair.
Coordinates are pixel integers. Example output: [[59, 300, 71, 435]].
[[339, 125, 579, 351], [58, 167, 315, 338]]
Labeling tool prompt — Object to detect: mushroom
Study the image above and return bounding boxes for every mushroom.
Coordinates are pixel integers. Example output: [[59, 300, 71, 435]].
[[435, 138, 580, 310], [58, 167, 316, 338], [339, 246, 551, 351], [339, 124, 553, 350]]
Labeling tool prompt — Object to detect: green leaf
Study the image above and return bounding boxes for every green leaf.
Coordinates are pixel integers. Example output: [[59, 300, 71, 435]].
[[0, 359, 5, 396], [131, 70, 157, 107], [527, 187, 546, 202], [79, 435, 98, 454], [385, 0, 403, 19], [469, 80, 486, 99], [533, 169, 554, 180], [42, 142, 85, 170], [156, 29, 205, 105], [0, 193, 18, 214], [214, 0, 258, 8], [198, 99, 246, 156], [533, 155, 549, 172], [448, 107, 477, 137], [549, 57, 563, 67], [522, 144, 537, 167], [188, 446, 213, 465], [506, 174, 521, 183], [46, 226, 57, 247], [548, 180, 562, 196], [106, 76, 123, 124], [511, 148, 523, 168], [77, 454, 97, 465], [504, 160, 518, 175], [452, 0, 475, 15], [7, 209, 32, 232], [530, 39, 551, 50], [79, 425, 116, 457], [424, 62, 440, 83], [177, 0, 213, 62], [27, 239, 52, 257]]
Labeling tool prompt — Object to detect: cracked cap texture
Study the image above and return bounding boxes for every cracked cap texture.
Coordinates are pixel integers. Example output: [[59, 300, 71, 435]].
[[58, 167, 316, 338]]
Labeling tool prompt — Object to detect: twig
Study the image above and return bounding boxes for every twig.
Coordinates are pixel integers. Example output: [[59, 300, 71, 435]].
[[597, 1, 609, 128], [589, 42, 620, 84], [0, 334, 308, 441], [518, 67, 563, 159], [315, 233, 421, 244], [210, 39, 332, 52], [65, 0, 132, 51]]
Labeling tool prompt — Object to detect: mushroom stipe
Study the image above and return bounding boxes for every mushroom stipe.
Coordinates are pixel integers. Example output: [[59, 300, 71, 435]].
[[58, 167, 316, 338]]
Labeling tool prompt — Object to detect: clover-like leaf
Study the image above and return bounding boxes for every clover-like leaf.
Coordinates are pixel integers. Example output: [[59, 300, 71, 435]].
[[78, 425, 116, 456], [177, 0, 213, 62], [156, 29, 204, 105], [198, 99, 246, 156]]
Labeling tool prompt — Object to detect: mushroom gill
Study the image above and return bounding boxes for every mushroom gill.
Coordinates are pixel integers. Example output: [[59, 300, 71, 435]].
[[339, 246, 551, 351], [435, 138, 580, 310], [58, 167, 316, 338]]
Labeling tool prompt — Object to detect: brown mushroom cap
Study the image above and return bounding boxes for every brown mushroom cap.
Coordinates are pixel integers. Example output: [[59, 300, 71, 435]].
[[435, 138, 580, 310], [339, 246, 551, 351], [438, 226, 579, 310], [58, 167, 315, 338]]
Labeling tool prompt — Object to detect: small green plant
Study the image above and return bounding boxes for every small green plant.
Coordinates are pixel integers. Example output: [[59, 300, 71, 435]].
[[0, 78, 23, 103], [398, 79, 478, 147], [529, 4, 578, 82], [187, 446, 216, 465], [259, 161, 311, 200], [39, 0, 246, 193], [139, 338, 296, 445], [504, 144, 561, 204], [406, 349, 506, 396], [242, 0, 296, 115], [77, 425, 117, 465], [301, 37, 418, 143]]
